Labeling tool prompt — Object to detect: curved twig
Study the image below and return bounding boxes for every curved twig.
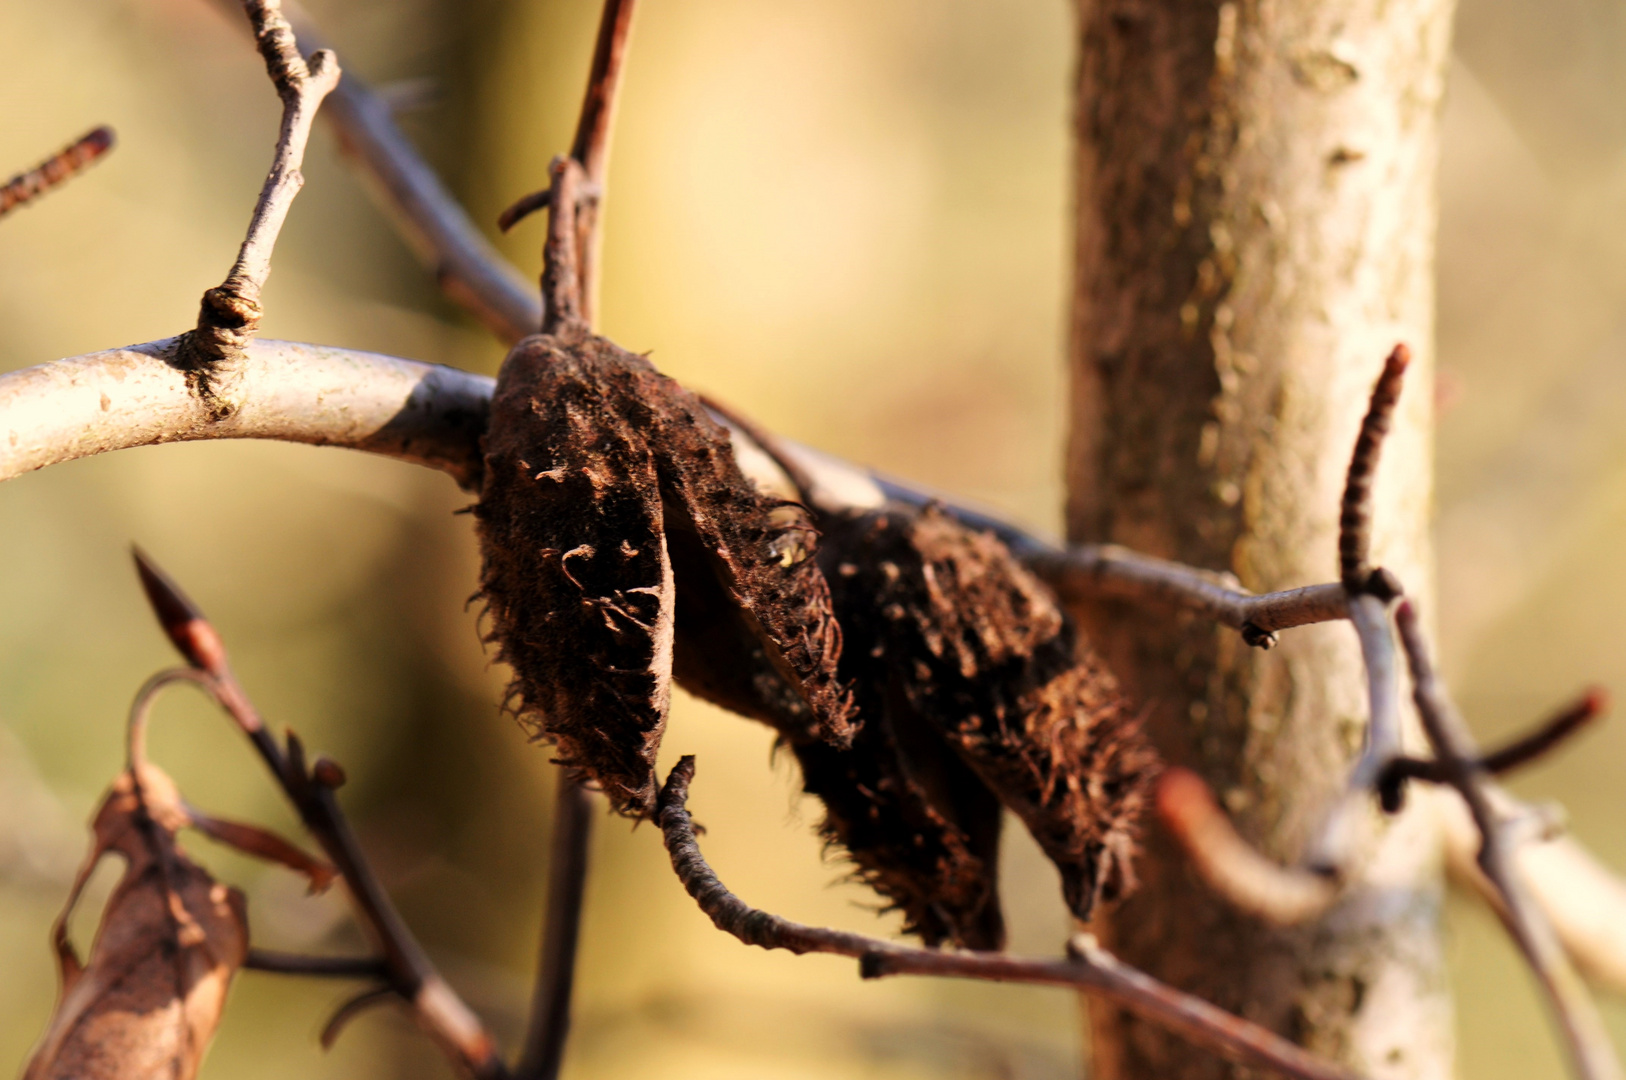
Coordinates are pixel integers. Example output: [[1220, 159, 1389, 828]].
[[656, 756, 1364, 1080], [1338, 345, 1409, 591], [132, 552, 508, 1079], [1157, 769, 1338, 925]]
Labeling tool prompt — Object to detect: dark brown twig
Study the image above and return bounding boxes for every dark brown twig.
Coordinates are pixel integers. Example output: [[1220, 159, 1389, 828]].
[[174, 0, 340, 402], [245, 949, 389, 979], [656, 757, 1364, 1080], [1380, 689, 1606, 797], [498, 187, 554, 234], [509, 0, 635, 322], [515, 776, 595, 1080], [1338, 344, 1409, 591], [321, 985, 396, 1049], [1395, 602, 1621, 1080], [132, 550, 508, 1079], [0, 127, 115, 220], [570, 0, 635, 325]]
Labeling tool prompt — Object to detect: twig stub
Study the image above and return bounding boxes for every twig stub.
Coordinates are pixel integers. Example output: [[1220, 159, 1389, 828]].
[[0, 126, 115, 220]]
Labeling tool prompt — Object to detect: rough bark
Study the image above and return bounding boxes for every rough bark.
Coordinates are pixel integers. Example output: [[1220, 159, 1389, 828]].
[[1067, 1, 1456, 1078]]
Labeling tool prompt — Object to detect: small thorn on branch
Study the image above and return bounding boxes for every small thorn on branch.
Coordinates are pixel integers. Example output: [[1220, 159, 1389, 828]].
[[174, 0, 340, 406], [0, 126, 115, 220]]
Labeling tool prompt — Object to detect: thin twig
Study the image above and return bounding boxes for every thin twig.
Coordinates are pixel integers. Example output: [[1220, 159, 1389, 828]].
[[132, 551, 508, 1079], [1382, 689, 1605, 794], [1304, 353, 1411, 874], [174, 0, 340, 400], [498, 186, 554, 234], [0, 127, 115, 220], [1025, 543, 1350, 644], [656, 756, 1364, 1080], [516, 776, 595, 1080], [245, 949, 389, 979], [321, 985, 396, 1049], [1338, 345, 1409, 591], [1396, 601, 1621, 1080], [567, 0, 635, 326]]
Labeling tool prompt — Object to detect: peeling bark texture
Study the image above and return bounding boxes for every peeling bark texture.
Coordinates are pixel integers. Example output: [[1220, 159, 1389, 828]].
[[476, 328, 854, 817], [1067, 1, 1455, 1077], [811, 505, 1155, 941]]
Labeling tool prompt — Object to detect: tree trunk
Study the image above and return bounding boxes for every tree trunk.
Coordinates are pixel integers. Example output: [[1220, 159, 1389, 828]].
[[1066, 1, 1457, 1077]]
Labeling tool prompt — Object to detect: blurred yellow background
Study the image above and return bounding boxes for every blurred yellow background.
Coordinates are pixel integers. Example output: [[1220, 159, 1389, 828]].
[[1, 0, 1624, 1077]]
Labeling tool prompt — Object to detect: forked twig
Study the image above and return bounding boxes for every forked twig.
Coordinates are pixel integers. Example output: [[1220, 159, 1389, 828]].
[[133, 549, 509, 1079], [0, 127, 115, 220], [1395, 601, 1621, 1080], [271, 0, 541, 338], [500, 0, 635, 316], [174, 0, 340, 398], [656, 757, 1363, 1080], [526, 0, 636, 332]]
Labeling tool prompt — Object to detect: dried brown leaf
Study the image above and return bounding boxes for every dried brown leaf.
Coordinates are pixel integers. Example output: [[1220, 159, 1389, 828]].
[[477, 326, 854, 816], [792, 712, 1005, 949], [817, 505, 1158, 922], [23, 764, 247, 1080]]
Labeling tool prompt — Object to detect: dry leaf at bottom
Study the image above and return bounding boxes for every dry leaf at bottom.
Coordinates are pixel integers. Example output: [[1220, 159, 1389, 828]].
[[23, 763, 247, 1080]]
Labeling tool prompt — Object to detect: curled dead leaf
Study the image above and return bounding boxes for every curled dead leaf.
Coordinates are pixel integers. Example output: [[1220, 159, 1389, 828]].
[[23, 749, 334, 1080], [23, 764, 246, 1080]]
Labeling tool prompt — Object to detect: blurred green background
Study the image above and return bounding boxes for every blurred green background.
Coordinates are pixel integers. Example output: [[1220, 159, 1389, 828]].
[[2, 0, 1625, 1076]]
